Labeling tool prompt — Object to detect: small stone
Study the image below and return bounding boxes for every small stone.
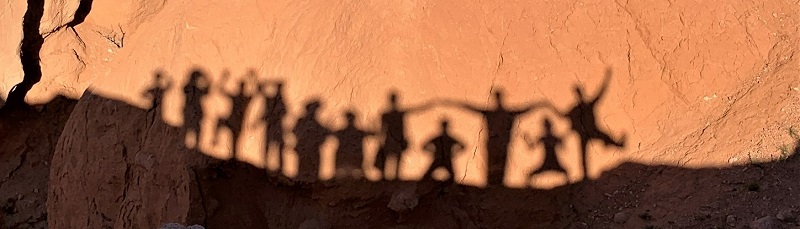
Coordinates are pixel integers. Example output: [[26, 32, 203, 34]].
[[726, 215, 736, 226], [613, 212, 629, 224], [159, 223, 187, 229], [777, 209, 796, 222], [450, 207, 471, 223], [159, 223, 204, 229], [750, 216, 782, 229], [204, 197, 220, 213], [16, 194, 23, 200], [729, 157, 739, 164], [135, 153, 155, 170], [299, 219, 322, 229], [387, 184, 418, 213]]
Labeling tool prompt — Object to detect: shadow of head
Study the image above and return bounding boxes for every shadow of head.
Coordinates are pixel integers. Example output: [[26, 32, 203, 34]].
[[344, 110, 356, 125], [187, 69, 210, 89], [491, 88, 505, 108], [304, 100, 322, 114]]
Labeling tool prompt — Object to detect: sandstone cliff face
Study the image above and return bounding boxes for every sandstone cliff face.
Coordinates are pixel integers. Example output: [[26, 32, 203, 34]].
[[0, 1, 27, 103], [0, 0, 799, 228], [49, 92, 199, 228]]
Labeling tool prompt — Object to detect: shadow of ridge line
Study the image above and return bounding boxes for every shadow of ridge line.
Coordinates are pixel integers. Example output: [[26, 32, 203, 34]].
[[81, 88, 800, 187], [51, 90, 800, 228], [156, 137, 800, 228]]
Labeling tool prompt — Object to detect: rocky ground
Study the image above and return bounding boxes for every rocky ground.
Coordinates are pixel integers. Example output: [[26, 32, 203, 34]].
[[1, 96, 799, 228], [0, 98, 74, 228]]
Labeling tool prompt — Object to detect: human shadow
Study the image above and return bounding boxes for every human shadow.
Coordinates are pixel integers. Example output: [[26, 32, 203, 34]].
[[332, 111, 377, 179], [561, 68, 626, 180], [142, 71, 170, 127], [524, 119, 567, 178], [169, 68, 630, 186], [182, 69, 210, 148], [292, 99, 332, 181], [144, 71, 170, 111], [420, 118, 466, 184], [218, 77, 256, 160], [261, 79, 287, 173], [374, 91, 436, 180], [441, 89, 554, 186]]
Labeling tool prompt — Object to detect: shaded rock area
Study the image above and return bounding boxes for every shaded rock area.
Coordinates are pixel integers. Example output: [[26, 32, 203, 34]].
[[40, 91, 800, 228], [160, 223, 205, 229], [0, 97, 75, 228]]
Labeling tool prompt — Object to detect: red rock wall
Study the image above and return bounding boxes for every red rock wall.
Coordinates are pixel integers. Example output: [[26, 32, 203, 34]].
[[0, 0, 798, 228]]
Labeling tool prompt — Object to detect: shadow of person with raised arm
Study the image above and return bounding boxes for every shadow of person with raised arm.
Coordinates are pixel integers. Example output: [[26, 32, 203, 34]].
[[332, 111, 376, 179], [219, 78, 256, 160], [262, 80, 288, 173], [524, 119, 567, 177], [442, 89, 553, 186], [142, 71, 171, 124], [183, 69, 210, 148], [293, 99, 332, 181], [374, 91, 435, 180], [421, 119, 465, 184], [562, 68, 625, 180]]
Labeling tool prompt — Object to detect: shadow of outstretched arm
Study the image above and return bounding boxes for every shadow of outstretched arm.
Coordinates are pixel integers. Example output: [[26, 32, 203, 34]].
[[514, 100, 557, 115], [404, 100, 439, 113], [439, 99, 484, 113], [591, 68, 613, 104]]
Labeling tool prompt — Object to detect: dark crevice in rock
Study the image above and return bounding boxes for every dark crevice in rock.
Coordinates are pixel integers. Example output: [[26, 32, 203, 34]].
[[1, 150, 28, 186], [2, 0, 95, 111], [66, 0, 94, 28], [2, 0, 45, 111], [190, 169, 210, 227]]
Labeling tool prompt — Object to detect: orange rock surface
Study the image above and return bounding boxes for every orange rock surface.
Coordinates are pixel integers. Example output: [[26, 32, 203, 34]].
[[0, 0, 799, 228]]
